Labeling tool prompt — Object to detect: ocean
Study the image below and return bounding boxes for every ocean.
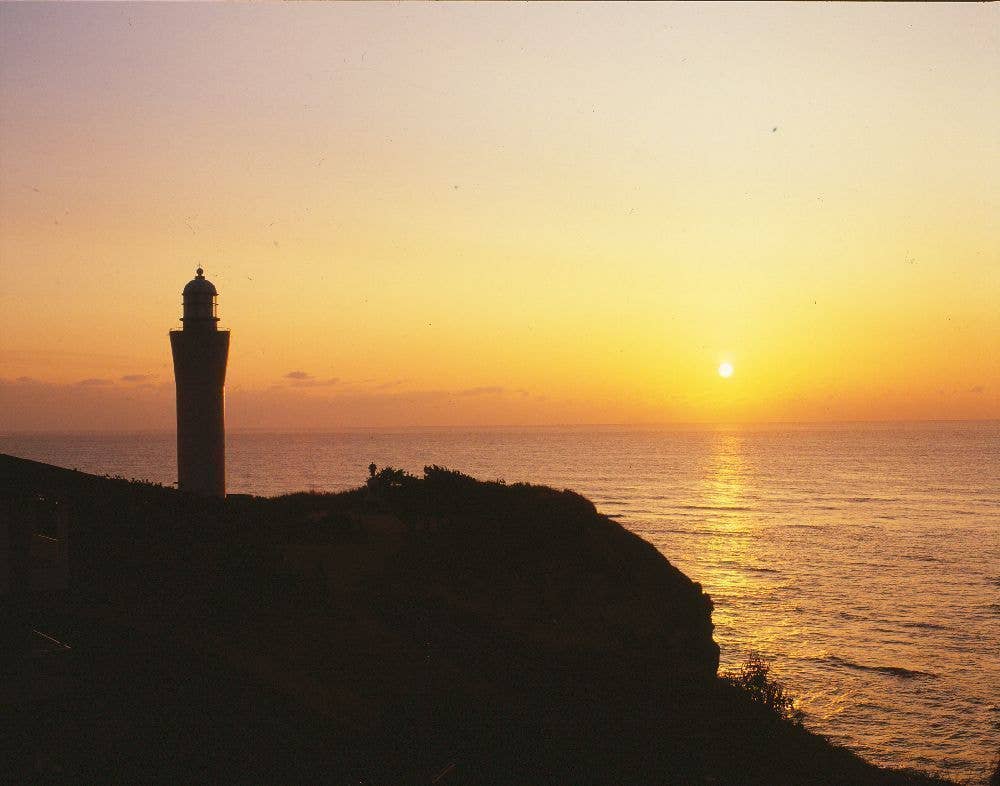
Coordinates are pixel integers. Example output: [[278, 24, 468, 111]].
[[2, 422, 997, 783]]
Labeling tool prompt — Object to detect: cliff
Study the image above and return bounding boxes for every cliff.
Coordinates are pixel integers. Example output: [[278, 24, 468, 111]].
[[1, 454, 950, 784]]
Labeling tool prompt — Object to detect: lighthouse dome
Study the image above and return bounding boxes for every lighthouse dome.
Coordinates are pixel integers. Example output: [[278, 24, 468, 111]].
[[183, 267, 218, 296], [180, 267, 219, 327]]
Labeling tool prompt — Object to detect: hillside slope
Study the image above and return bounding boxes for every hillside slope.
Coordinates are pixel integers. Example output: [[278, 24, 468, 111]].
[[1, 454, 951, 784]]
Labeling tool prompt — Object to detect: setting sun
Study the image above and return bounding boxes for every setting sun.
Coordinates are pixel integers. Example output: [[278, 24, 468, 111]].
[[718, 363, 734, 379]]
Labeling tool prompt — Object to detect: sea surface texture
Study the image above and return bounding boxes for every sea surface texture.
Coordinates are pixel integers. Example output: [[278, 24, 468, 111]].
[[3, 423, 998, 782]]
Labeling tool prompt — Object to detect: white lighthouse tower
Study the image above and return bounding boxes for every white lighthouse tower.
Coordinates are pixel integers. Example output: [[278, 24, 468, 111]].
[[169, 268, 230, 497]]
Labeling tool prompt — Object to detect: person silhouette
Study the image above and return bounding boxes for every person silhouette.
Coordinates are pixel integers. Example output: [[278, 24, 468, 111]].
[[368, 463, 377, 478]]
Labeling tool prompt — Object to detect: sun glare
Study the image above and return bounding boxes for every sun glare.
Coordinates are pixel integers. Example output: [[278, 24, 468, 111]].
[[718, 362, 734, 379]]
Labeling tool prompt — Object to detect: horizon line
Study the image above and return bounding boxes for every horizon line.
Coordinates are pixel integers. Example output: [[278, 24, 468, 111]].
[[1, 417, 998, 437]]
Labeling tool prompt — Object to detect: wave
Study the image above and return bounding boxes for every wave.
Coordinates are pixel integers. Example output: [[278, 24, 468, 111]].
[[900, 621, 947, 631], [644, 495, 712, 502], [716, 559, 780, 574], [675, 504, 753, 512], [655, 528, 752, 538], [819, 654, 936, 680]]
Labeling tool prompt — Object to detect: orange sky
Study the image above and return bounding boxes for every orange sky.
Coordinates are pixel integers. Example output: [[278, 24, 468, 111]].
[[1, 2, 997, 430]]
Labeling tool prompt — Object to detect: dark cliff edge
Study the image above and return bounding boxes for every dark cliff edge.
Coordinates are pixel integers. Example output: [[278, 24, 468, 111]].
[[1, 454, 951, 785]]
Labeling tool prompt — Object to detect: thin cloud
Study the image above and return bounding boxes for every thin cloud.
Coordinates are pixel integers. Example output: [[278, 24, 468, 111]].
[[290, 377, 340, 388], [967, 385, 985, 394], [457, 386, 506, 397], [121, 374, 155, 383], [285, 371, 313, 380], [0, 375, 173, 431]]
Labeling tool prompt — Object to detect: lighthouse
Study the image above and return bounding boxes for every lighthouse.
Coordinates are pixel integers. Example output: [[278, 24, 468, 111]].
[[169, 268, 230, 497]]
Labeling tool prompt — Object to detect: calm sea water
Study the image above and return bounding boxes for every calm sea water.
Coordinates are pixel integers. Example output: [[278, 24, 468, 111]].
[[2, 423, 998, 782]]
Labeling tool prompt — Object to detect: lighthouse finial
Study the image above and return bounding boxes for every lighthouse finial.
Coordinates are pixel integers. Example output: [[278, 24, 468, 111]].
[[196, 267, 204, 277]]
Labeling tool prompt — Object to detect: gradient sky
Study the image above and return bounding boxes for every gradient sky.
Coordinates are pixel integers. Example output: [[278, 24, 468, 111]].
[[1, 2, 997, 430]]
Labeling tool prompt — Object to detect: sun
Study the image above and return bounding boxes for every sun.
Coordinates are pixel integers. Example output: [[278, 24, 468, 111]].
[[718, 362, 734, 378]]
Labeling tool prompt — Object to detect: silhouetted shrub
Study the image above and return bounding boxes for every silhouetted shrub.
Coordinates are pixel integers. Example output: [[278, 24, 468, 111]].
[[367, 466, 415, 492], [722, 652, 803, 724], [988, 749, 1000, 786]]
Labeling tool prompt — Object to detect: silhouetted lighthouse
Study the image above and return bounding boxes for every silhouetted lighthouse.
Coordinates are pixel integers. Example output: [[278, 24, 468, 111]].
[[170, 268, 230, 497]]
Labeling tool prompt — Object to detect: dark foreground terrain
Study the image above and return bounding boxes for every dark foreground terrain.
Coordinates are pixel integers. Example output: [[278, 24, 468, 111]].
[[1, 454, 952, 784]]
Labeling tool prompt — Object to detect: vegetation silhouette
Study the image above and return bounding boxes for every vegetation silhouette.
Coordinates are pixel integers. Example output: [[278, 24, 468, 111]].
[[722, 652, 804, 725]]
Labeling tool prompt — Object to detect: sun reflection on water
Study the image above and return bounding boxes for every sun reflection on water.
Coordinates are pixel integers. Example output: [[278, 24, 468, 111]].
[[698, 431, 753, 578], [703, 431, 747, 513], [694, 431, 789, 663]]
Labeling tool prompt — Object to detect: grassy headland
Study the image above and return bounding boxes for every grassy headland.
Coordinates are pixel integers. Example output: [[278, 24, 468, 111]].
[[1, 454, 952, 784]]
